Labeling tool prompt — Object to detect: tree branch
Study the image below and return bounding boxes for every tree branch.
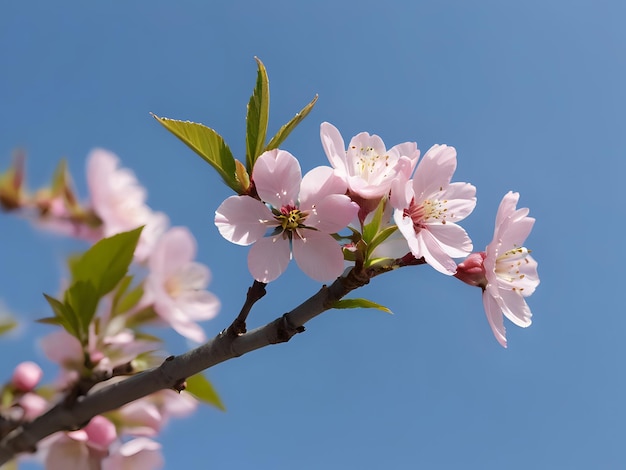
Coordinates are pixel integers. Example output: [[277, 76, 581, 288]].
[[0, 264, 395, 464]]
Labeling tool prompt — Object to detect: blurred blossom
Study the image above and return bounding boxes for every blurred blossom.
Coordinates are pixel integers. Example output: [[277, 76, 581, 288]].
[[143, 227, 220, 343], [102, 438, 164, 470], [87, 148, 169, 261], [11, 361, 43, 392]]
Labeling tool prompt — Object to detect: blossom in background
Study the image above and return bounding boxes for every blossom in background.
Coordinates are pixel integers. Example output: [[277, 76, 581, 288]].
[[320, 122, 419, 212], [392, 144, 476, 275], [87, 149, 169, 261], [11, 361, 43, 392], [102, 438, 164, 470], [44, 415, 117, 470], [215, 149, 359, 282], [455, 191, 539, 347], [143, 227, 220, 343]]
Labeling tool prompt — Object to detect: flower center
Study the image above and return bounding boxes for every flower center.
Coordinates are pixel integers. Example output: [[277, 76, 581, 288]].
[[350, 145, 390, 180], [275, 205, 308, 232], [404, 196, 451, 230], [496, 247, 531, 292]]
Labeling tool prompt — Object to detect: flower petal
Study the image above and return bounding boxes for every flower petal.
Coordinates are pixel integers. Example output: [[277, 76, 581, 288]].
[[427, 223, 473, 258], [497, 288, 532, 327], [215, 196, 273, 245], [253, 149, 301, 207], [320, 122, 348, 173], [299, 166, 347, 209], [307, 194, 359, 233], [412, 145, 457, 201], [248, 235, 291, 282], [292, 230, 344, 281], [482, 291, 507, 348]]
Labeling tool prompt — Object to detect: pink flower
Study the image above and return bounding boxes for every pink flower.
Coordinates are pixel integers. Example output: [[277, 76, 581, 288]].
[[87, 149, 169, 261], [143, 227, 220, 343], [45, 416, 117, 469], [102, 438, 164, 470], [392, 145, 476, 275], [215, 149, 359, 282], [320, 122, 419, 203], [11, 361, 43, 392], [18, 392, 48, 420], [455, 192, 539, 347]]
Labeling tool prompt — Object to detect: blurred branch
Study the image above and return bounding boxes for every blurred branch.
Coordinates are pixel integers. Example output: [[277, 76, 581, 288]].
[[0, 260, 420, 464]]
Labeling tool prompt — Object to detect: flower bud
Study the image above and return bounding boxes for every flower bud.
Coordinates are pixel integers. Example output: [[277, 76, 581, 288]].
[[11, 361, 43, 392], [454, 252, 487, 288]]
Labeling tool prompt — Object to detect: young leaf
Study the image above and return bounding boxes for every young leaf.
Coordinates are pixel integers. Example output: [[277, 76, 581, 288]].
[[64, 280, 99, 330], [152, 115, 241, 193], [332, 298, 392, 314], [113, 282, 144, 316], [0, 317, 17, 335], [265, 94, 318, 151], [362, 198, 386, 245], [246, 57, 270, 171], [72, 227, 143, 298], [185, 373, 226, 411], [43, 293, 81, 339], [365, 224, 398, 261]]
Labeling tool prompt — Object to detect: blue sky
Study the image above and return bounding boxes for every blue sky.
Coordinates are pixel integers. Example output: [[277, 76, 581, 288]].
[[1, 1, 625, 468]]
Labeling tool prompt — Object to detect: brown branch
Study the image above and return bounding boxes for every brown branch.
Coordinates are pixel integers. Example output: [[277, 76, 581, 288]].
[[0, 262, 409, 464], [226, 280, 267, 337]]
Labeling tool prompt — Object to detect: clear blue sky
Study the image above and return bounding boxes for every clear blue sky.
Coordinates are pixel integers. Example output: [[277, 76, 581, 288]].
[[1, 1, 625, 468]]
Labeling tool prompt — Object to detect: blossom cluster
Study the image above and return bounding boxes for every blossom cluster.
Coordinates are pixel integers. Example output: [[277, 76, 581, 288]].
[[215, 122, 539, 348], [0, 150, 222, 468]]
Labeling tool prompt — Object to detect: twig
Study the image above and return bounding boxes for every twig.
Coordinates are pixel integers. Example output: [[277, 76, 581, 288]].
[[0, 260, 416, 464]]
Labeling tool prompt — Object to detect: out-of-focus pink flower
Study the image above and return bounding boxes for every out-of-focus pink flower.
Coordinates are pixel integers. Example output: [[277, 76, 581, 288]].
[[11, 361, 43, 392], [455, 191, 539, 347], [392, 145, 476, 275], [143, 227, 220, 343], [18, 392, 47, 420], [102, 438, 164, 470], [320, 122, 419, 205], [114, 390, 197, 437], [40, 326, 157, 378], [215, 149, 359, 282], [45, 416, 117, 469], [87, 149, 169, 261]]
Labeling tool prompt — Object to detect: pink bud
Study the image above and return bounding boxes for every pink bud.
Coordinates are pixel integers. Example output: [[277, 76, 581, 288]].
[[18, 393, 48, 420], [84, 416, 117, 451], [454, 252, 488, 288], [11, 361, 43, 392]]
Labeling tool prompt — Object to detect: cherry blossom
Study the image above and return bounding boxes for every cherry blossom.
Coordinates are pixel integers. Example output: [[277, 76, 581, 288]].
[[455, 191, 539, 347], [87, 148, 169, 261], [320, 122, 419, 212], [102, 438, 164, 470], [44, 415, 117, 470], [142, 227, 220, 343], [215, 149, 359, 283], [392, 144, 476, 275]]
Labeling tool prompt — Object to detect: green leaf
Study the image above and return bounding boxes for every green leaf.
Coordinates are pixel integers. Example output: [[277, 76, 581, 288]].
[[72, 227, 143, 298], [36, 317, 63, 326], [365, 224, 398, 261], [265, 94, 318, 151], [332, 298, 392, 314], [0, 317, 17, 336], [186, 373, 225, 411], [152, 115, 241, 193], [112, 277, 144, 316], [362, 198, 386, 245], [64, 280, 99, 330], [43, 293, 81, 339], [246, 57, 270, 171]]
